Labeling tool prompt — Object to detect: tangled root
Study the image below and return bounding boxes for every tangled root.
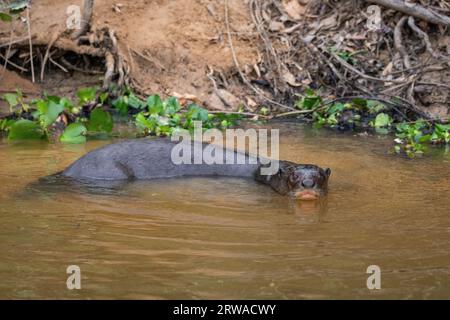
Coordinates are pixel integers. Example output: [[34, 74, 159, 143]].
[[1, 0, 132, 94]]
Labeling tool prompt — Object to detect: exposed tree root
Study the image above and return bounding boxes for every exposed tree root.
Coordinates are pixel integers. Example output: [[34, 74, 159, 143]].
[[243, 0, 450, 120], [365, 0, 450, 26], [394, 16, 411, 70]]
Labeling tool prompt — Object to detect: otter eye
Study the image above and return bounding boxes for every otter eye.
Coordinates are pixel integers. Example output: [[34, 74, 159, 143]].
[[289, 174, 300, 183]]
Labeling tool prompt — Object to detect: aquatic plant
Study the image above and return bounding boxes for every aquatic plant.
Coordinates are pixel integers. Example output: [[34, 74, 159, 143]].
[[134, 95, 242, 137], [0, 87, 113, 143], [295, 88, 450, 157], [1, 88, 243, 143]]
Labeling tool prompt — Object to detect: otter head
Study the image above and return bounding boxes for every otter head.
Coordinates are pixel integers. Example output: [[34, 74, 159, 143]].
[[277, 163, 331, 200]]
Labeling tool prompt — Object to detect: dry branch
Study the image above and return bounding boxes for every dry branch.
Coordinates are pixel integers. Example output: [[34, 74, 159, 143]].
[[394, 16, 411, 69], [365, 0, 450, 25]]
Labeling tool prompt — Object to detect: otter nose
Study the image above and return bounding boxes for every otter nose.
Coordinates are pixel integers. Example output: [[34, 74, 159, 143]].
[[302, 179, 315, 188]]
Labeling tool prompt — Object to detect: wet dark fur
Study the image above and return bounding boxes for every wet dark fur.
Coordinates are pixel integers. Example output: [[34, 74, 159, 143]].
[[61, 138, 331, 198]]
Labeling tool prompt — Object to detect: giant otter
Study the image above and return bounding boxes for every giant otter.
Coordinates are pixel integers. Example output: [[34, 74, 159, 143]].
[[62, 138, 331, 200]]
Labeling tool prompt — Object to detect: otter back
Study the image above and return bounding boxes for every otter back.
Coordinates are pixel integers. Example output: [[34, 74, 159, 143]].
[[62, 138, 262, 181]]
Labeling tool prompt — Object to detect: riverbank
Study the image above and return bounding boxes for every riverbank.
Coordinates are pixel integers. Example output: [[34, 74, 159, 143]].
[[1, 1, 449, 156], [1, 1, 450, 118]]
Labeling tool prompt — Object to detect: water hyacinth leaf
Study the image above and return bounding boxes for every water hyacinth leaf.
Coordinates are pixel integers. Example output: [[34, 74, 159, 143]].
[[87, 108, 113, 133], [3, 93, 18, 108], [304, 88, 315, 96], [135, 113, 157, 132], [165, 96, 181, 115], [45, 95, 61, 104], [112, 96, 129, 115], [99, 92, 109, 105], [297, 95, 321, 110], [187, 104, 209, 122], [0, 119, 16, 131], [419, 134, 432, 143], [435, 123, 450, 133], [8, 120, 44, 140], [40, 100, 65, 128], [367, 100, 387, 113], [0, 12, 12, 22], [60, 97, 75, 110], [128, 93, 146, 109], [374, 113, 392, 128], [351, 98, 367, 108], [76, 87, 97, 105], [327, 103, 345, 115], [147, 95, 164, 115], [260, 107, 269, 115], [60, 123, 87, 144], [375, 127, 389, 135]]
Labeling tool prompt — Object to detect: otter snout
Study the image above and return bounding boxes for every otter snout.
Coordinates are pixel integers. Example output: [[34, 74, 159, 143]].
[[302, 179, 315, 188]]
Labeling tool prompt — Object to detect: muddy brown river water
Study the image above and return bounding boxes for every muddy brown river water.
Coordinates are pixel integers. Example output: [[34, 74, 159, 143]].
[[0, 124, 449, 299]]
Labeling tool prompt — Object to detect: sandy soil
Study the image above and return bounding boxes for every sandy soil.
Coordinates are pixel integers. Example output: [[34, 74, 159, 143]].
[[1, 0, 258, 110]]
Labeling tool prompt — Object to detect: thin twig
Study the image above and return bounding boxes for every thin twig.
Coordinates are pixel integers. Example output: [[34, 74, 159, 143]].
[[0, 37, 29, 48], [209, 111, 265, 118], [25, 7, 35, 83], [225, 0, 294, 111], [0, 53, 28, 72], [41, 32, 61, 81], [49, 56, 68, 73]]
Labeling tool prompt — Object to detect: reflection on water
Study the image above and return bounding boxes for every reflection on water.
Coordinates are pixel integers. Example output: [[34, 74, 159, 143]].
[[0, 124, 449, 299]]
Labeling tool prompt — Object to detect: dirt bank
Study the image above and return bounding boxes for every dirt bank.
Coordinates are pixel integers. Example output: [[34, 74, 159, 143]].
[[1, 0, 258, 110], [1, 0, 449, 120]]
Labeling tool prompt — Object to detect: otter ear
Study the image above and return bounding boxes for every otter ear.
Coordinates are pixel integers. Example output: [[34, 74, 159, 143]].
[[325, 168, 331, 177], [277, 167, 285, 177]]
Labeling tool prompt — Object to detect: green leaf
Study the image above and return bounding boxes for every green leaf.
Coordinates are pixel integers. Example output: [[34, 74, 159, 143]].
[[327, 103, 345, 115], [135, 113, 157, 132], [351, 98, 368, 108], [60, 123, 87, 144], [304, 88, 316, 96], [374, 113, 392, 128], [435, 123, 450, 133], [3, 93, 18, 108], [76, 87, 97, 105], [186, 104, 209, 122], [418, 134, 432, 143], [87, 108, 113, 133], [128, 93, 146, 109], [367, 100, 387, 113], [297, 95, 321, 110], [112, 96, 129, 115], [260, 107, 269, 116], [8, 120, 44, 140], [0, 119, 15, 131], [60, 97, 75, 110], [99, 92, 109, 105], [39, 100, 65, 128], [147, 95, 164, 115], [0, 12, 12, 22], [165, 96, 181, 115], [375, 127, 389, 135]]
